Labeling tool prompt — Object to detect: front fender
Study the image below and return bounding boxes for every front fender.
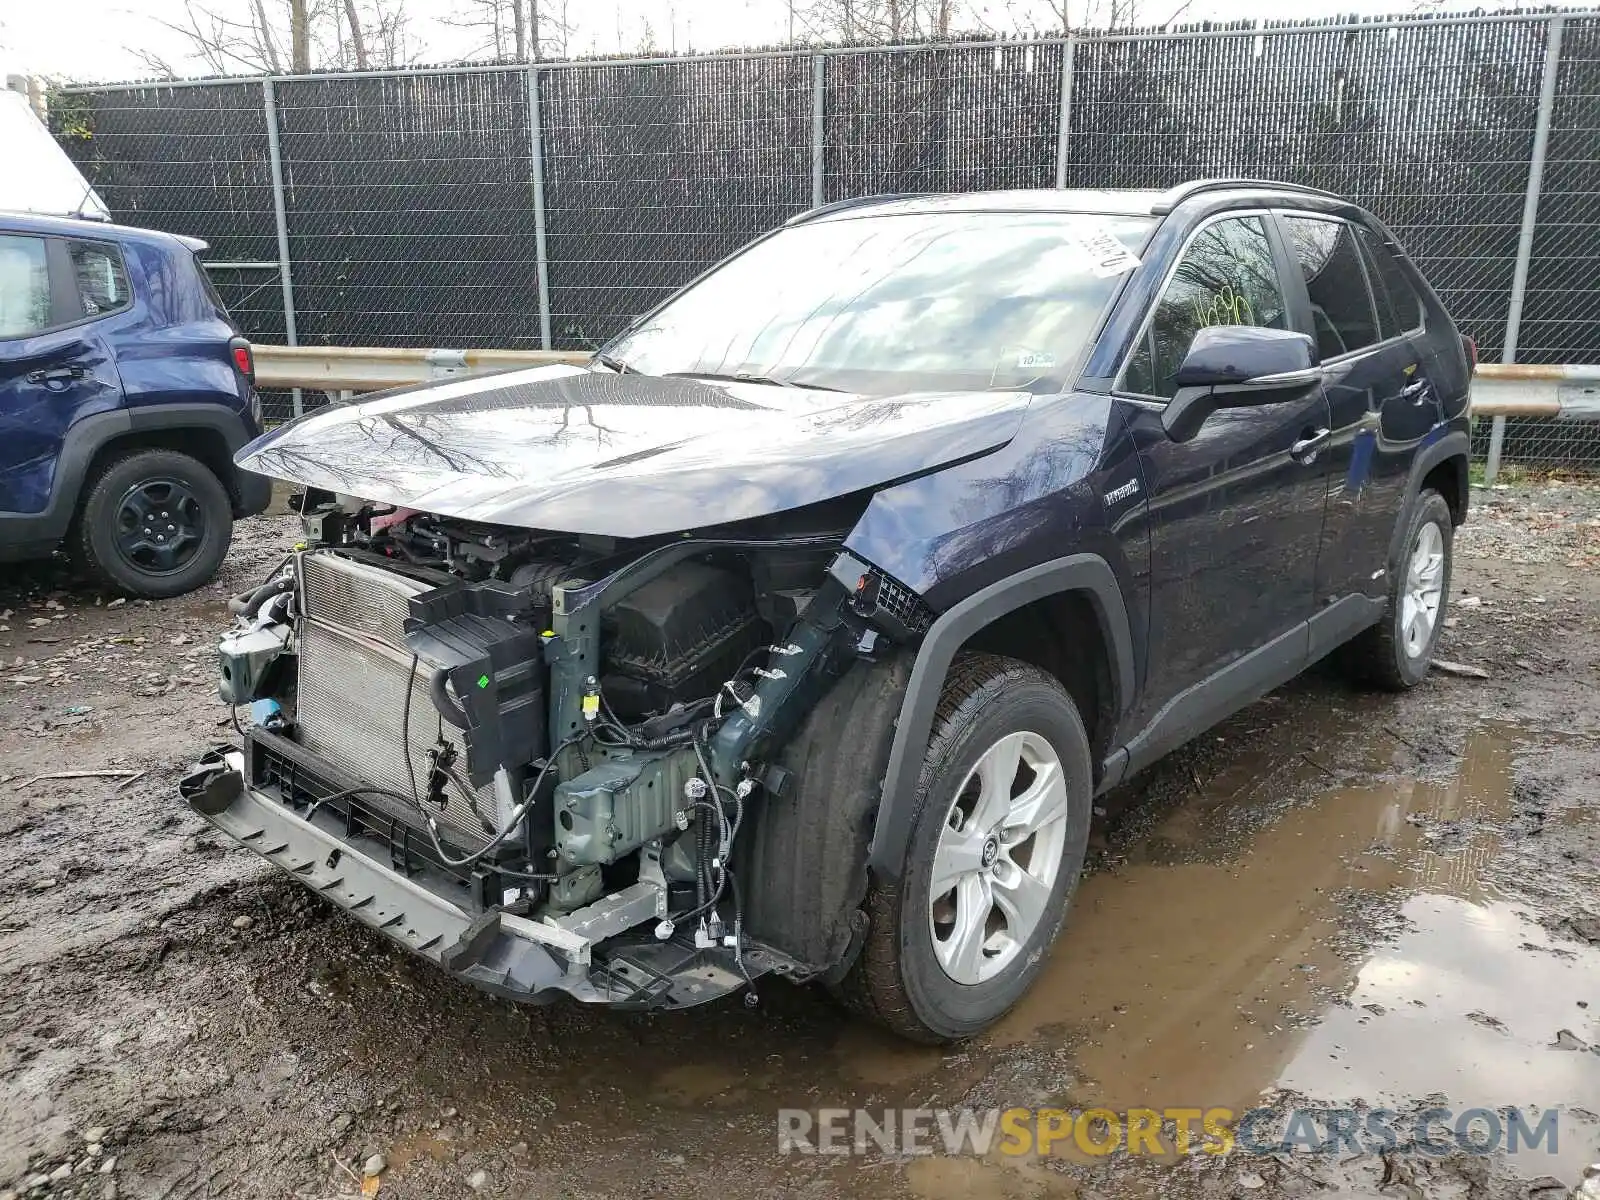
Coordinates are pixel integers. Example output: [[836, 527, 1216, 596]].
[[865, 553, 1135, 879]]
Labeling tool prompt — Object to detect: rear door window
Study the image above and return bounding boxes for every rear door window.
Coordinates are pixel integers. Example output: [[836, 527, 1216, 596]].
[[0, 234, 52, 338], [1356, 227, 1423, 335], [1282, 215, 1381, 361], [1123, 214, 1289, 399], [66, 241, 132, 319], [195, 258, 232, 317]]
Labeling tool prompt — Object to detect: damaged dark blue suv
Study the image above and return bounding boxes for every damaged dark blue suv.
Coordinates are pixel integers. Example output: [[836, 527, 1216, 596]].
[[183, 180, 1471, 1043]]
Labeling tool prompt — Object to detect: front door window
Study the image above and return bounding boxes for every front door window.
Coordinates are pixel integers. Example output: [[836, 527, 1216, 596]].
[[0, 235, 51, 339], [1123, 216, 1288, 399]]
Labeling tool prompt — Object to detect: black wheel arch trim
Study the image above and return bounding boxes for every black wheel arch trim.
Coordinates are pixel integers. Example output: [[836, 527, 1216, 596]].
[[124, 401, 254, 448], [865, 552, 1135, 880], [0, 402, 264, 554], [1388, 428, 1469, 573]]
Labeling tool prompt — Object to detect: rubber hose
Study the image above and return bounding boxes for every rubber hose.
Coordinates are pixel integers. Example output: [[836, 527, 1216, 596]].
[[429, 669, 471, 729], [226, 583, 263, 617], [242, 576, 294, 621]]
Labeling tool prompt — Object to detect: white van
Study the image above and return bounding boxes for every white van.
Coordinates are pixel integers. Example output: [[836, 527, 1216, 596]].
[[1, 87, 110, 219]]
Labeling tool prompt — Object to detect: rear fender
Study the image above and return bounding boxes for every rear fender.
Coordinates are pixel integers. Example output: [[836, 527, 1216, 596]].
[[1388, 429, 1469, 573]]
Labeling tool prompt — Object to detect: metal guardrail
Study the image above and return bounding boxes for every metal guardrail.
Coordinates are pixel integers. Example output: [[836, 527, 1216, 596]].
[[256, 346, 1600, 412], [1472, 363, 1600, 483], [254, 346, 1599, 483], [1470, 363, 1600, 418], [254, 345, 592, 392]]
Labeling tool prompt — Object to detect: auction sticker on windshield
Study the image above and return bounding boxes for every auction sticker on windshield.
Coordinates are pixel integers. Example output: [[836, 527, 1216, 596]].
[[1073, 224, 1142, 278]]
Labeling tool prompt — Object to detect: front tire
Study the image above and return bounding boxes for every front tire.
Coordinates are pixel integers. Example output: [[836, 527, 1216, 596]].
[[1343, 488, 1453, 690], [72, 449, 233, 599], [836, 653, 1092, 1043]]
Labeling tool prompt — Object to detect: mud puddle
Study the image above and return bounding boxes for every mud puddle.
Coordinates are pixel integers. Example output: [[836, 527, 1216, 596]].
[[885, 721, 1600, 1195]]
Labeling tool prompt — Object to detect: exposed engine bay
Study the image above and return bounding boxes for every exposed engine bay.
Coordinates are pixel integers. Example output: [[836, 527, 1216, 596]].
[[185, 493, 930, 1008]]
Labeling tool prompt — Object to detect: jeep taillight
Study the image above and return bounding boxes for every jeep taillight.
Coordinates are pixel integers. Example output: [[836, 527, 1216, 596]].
[[1463, 334, 1478, 371], [230, 337, 255, 382]]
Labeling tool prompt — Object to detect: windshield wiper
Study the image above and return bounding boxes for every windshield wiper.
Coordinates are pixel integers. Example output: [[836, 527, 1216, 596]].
[[593, 351, 632, 373], [663, 370, 843, 392]]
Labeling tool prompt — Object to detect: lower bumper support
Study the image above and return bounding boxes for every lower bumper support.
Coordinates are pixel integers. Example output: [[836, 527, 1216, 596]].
[[179, 748, 784, 1010]]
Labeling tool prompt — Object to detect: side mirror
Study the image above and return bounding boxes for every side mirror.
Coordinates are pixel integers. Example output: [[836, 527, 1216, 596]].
[[1163, 326, 1319, 443], [1173, 325, 1317, 389]]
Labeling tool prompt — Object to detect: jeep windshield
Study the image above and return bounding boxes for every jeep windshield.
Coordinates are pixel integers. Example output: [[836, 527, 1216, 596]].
[[600, 209, 1154, 396]]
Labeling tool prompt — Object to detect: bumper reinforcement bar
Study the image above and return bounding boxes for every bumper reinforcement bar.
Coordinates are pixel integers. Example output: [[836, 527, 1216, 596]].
[[179, 747, 783, 1009]]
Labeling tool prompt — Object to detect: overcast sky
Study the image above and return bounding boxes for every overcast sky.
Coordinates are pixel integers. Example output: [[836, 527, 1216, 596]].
[[0, 0, 1538, 83]]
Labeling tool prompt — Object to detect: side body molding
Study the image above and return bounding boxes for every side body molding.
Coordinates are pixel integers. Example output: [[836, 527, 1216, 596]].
[[865, 553, 1135, 878]]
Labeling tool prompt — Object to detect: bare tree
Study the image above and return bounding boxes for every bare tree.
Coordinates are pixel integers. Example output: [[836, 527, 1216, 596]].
[[795, 0, 1198, 42], [444, 0, 573, 61], [341, 0, 369, 68], [290, 0, 311, 68], [994, 0, 1195, 33], [136, 0, 284, 75], [541, 0, 573, 58], [362, 0, 414, 65], [252, 0, 284, 69], [793, 0, 969, 41], [137, 0, 412, 76]]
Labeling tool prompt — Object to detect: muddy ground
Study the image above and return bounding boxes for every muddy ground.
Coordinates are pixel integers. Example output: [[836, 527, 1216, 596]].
[[2, 479, 1598, 1200]]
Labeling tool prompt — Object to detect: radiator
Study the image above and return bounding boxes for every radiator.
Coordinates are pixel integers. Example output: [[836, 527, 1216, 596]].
[[293, 552, 508, 848]]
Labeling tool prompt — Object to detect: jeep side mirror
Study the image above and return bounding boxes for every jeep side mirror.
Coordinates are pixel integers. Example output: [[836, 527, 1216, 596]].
[[1162, 326, 1320, 443]]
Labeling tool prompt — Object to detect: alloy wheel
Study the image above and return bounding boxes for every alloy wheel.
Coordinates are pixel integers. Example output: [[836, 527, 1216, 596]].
[[1400, 520, 1446, 658], [928, 730, 1070, 985]]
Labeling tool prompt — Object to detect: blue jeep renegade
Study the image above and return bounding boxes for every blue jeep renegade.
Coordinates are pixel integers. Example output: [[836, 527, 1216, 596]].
[[0, 211, 270, 597]]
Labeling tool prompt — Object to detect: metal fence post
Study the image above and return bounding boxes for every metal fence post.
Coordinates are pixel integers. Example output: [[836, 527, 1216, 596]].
[[1491, 13, 1565, 484], [527, 65, 554, 352], [1054, 34, 1076, 190], [262, 77, 302, 417], [811, 55, 826, 207]]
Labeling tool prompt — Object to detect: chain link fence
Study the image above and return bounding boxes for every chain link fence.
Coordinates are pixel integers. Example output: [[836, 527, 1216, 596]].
[[1065, 19, 1553, 366], [542, 55, 816, 350], [52, 11, 1600, 471]]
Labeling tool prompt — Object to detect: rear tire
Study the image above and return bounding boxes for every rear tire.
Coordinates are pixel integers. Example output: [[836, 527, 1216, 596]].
[[833, 652, 1092, 1044], [1342, 488, 1453, 691], [72, 449, 233, 599]]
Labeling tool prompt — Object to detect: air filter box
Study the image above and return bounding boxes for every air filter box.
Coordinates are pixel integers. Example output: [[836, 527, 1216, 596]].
[[602, 562, 767, 717]]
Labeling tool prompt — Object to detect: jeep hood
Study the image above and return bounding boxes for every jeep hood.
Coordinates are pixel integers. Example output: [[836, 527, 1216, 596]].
[[238, 365, 1032, 536]]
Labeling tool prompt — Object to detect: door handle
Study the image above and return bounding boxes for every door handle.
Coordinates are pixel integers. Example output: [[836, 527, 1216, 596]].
[[1290, 427, 1331, 461], [25, 365, 87, 386], [1400, 378, 1429, 403]]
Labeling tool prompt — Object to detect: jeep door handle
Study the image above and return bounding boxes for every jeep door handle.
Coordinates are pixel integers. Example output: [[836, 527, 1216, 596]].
[[1290, 427, 1331, 461], [26, 365, 87, 386]]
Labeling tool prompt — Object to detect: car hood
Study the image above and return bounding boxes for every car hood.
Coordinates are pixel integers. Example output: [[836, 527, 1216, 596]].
[[237, 365, 1034, 536]]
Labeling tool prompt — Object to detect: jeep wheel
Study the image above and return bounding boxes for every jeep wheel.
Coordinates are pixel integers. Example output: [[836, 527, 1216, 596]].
[[1342, 488, 1453, 691], [73, 450, 233, 599], [836, 653, 1092, 1043]]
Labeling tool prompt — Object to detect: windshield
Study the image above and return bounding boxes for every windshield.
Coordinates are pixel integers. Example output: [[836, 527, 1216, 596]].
[[602, 209, 1154, 395]]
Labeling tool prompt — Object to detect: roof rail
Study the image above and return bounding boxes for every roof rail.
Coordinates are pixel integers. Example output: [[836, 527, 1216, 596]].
[[1150, 178, 1341, 215], [785, 193, 926, 225]]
